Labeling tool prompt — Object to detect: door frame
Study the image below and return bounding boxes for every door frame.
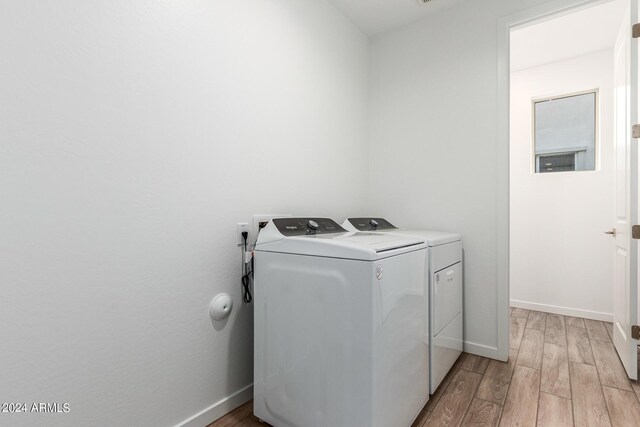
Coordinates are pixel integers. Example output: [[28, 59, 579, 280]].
[[496, 0, 622, 362]]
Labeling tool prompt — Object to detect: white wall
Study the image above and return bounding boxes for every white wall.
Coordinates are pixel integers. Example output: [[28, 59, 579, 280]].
[[366, 0, 578, 358], [510, 50, 614, 320], [0, 1, 369, 426]]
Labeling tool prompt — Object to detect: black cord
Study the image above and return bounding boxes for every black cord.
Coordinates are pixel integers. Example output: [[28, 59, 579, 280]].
[[241, 273, 253, 303], [241, 233, 253, 303]]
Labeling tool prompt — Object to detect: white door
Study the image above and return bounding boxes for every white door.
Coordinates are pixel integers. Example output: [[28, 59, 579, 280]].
[[612, 0, 638, 380]]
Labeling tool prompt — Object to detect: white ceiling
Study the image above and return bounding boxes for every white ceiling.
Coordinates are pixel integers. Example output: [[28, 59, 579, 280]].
[[326, 0, 465, 36], [511, 0, 627, 71]]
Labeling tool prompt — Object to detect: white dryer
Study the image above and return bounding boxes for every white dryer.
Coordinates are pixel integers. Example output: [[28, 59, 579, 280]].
[[342, 218, 463, 394], [254, 218, 429, 427]]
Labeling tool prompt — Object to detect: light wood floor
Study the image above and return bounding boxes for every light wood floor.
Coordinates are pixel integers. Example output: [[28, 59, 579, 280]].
[[209, 308, 640, 427]]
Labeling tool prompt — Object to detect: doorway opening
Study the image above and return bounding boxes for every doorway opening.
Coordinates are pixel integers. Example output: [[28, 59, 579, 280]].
[[504, 0, 640, 380], [509, 0, 623, 321]]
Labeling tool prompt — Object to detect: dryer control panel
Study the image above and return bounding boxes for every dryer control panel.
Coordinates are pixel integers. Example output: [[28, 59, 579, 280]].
[[347, 217, 397, 231], [273, 218, 346, 236]]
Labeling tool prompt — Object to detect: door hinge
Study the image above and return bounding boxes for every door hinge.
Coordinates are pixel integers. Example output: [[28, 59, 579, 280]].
[[633, 124, 640, 138], [633, 225, 640, 239], [634, 23, 640, 38], [632, 325, 640, 340]]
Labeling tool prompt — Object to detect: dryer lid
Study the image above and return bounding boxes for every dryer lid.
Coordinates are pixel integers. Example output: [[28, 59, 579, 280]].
[[342, 218, 461, 246], [345, 217, 397, 231]]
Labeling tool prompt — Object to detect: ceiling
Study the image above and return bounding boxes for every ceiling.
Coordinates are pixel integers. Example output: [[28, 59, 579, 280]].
[[511, 0, 627, 71], [326, 0, 465, 36]]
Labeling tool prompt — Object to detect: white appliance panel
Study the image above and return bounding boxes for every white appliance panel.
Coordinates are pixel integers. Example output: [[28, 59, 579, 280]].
[[430, 241, 462, 272], [430, 312, 464, 392], [373, 249, 429, 427], [432, 262, 463, 335], [254, 235, 429, 427], [254, 252, 372, 427]]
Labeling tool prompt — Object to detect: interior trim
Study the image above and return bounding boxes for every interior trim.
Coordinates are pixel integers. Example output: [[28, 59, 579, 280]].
[[510, 299, 613, 322], [175, 384, 253, 427]]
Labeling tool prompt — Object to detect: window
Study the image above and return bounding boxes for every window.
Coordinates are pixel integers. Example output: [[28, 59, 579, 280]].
[[533, 90, 597, 173]]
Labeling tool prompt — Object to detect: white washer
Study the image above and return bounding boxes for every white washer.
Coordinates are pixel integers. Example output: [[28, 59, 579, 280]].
[[254, 218, 429, 427], [342, 218, 463, 394]]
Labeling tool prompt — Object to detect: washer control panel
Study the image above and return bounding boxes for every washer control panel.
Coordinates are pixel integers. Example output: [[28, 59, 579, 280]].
[[347, 217, 397, 231], [273, 218, 346, 236]]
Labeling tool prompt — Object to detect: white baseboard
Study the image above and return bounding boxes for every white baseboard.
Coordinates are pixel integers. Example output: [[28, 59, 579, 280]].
[[510, 299, 613, 322], [175, 384, 253, 427], [174, 342, 502, 427], [464, 341, 499, 360]]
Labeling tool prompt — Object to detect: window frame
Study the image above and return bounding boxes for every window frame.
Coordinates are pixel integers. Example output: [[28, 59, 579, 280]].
[[531, 88, 599, 174]]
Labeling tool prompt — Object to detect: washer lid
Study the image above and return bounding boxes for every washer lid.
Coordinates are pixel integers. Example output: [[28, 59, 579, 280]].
[[256, 218, 426, 261]]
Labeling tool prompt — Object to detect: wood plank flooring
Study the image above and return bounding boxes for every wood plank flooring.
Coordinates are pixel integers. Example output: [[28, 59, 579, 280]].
[[209, 309, 640, 427]]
